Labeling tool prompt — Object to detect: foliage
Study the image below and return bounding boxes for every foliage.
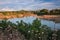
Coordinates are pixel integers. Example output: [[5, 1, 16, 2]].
[[0, 9, 60, 16], [0, 18, 60, 40]]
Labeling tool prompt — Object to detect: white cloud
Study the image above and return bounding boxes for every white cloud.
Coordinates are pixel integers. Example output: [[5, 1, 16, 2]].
[[0, 0, 35, 4], [0, 0, 60, 11], [0, 7, 15, 11], [21, 2, 56, 10]]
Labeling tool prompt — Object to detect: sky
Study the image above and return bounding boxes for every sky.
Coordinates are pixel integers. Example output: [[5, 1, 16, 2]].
[[0, 0, 60, 11]]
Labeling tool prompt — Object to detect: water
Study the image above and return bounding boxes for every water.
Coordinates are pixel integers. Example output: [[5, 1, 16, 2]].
[[8, 16, 60, 29], [41, 19, 60, 29], [8, 16, 36, 23]]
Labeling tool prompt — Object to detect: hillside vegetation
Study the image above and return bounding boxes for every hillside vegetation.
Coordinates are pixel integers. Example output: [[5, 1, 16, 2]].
[[0, 9, 60, 19], [0, 19, 60, 40], [0, 9, 60, 15]]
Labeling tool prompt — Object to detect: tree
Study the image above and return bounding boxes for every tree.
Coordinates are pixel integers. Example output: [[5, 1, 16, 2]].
[[50, 9, 60, 15], [32, 18, 41, 28], [40, 9, 49, 15], [34, 9, 49, 15], [0, 20, 8, 29], [57, 29, 60, 40]]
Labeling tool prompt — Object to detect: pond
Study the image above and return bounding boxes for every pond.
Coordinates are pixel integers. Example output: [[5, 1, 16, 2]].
[[8, 16, 60, 29]]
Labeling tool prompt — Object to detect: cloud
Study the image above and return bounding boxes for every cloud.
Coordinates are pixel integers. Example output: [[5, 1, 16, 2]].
[[0, 0, 60, 11], [0, 0, 35, 4], [0, 7, 15, 11], [21, 2, 56, 10]]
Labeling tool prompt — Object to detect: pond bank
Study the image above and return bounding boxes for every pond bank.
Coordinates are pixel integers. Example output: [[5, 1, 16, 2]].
[[0, 13, 60, 21], [0, 13, 36, 19]]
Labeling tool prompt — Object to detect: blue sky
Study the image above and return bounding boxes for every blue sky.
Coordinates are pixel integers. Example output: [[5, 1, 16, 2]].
[[0, 0, 60, 11]]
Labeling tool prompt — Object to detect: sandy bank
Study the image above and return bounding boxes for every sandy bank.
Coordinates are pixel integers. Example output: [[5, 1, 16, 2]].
[[0, 13, 60, 21]]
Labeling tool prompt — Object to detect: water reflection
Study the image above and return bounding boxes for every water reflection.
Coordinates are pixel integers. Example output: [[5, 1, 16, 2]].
[[8, 16, 36, 23], [8, 16, 60, 29], [41, 20, 60, 29]]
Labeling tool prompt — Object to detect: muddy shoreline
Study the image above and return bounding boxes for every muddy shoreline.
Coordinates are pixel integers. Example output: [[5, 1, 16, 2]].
[[0, 13, 60, 23], [37, 15, 60, 23]]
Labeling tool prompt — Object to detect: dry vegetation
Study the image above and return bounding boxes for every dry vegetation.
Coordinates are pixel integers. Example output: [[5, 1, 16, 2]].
[[0, 9, 60, 19]]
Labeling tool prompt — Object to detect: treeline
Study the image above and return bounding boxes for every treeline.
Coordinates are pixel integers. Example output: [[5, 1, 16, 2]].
[[0, 19, 60, 40], [0, 10, 33, 15], [34, 9, 60, 15], [0, 9, 60, 15]]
